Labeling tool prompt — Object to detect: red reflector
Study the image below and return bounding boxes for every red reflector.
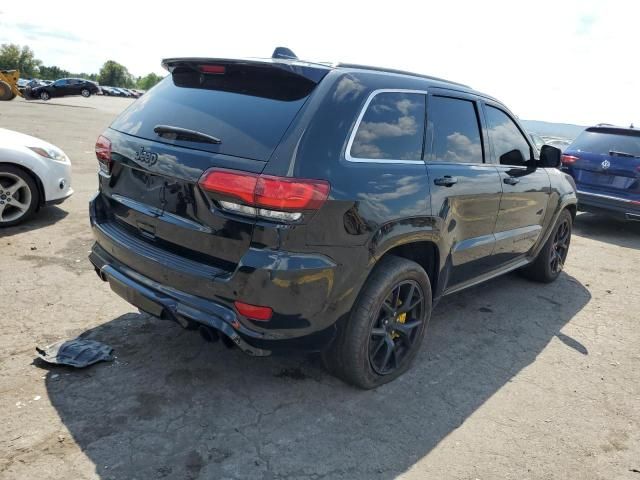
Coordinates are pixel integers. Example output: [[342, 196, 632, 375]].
[[199, 64, 226, 74], [256, 175, 330, 210], [561, 154, 579, 165], [95, 135, 112, 173], [198, 169, 330, 211], [234, 301, 273, 321]]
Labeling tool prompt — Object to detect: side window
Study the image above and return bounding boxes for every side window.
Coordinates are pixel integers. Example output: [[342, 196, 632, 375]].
[[485, 106, 532, 166], [349, 91, 426, 161], [429, 96, 483, 164], [54, 79, 67, 86]]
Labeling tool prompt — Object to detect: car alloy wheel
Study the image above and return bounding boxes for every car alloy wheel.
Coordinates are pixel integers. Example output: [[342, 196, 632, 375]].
[[368, 279, 425, 375], [81, 89, 90, 97], [40, 91, 50, 101], [550, 217, 570, 274], [0, 172, 33, 224]]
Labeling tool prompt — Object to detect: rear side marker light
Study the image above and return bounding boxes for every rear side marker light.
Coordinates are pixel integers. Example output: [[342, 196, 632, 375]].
[[561, 154, 579, 165], [199, 168, 330, 222], [234, 301, 273, 321], [95, 135, 112, 174]]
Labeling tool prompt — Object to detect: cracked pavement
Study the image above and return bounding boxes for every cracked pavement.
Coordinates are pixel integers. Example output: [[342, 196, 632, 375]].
[[1, 97, 639, 479]]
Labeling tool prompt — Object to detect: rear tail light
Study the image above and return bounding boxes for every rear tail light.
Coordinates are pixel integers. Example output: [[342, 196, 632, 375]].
[[95, 135, 112, 174], [198, 168, 330, 222], [234, 301, 273, 321], [561, 154, 579, 165]]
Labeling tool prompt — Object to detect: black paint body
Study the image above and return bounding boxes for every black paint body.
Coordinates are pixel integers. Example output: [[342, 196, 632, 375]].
[[30, 78, 100, 98], [89, 60, 578, 354]]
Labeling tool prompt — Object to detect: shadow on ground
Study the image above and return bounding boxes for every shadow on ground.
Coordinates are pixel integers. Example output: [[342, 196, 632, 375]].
[[0, 206, 68, 238], [573, 212, 640, 250], [41, 272, 590, 479]]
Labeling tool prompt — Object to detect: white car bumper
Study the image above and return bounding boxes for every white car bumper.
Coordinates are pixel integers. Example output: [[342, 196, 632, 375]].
[[42, 158, 74, 204]]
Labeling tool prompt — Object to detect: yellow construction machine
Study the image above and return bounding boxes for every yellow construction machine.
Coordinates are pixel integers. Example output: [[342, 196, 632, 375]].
[[0, 70, 23, 101]]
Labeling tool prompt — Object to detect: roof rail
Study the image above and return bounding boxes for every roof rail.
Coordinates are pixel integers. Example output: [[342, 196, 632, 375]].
[[335, 62, 470, 88]]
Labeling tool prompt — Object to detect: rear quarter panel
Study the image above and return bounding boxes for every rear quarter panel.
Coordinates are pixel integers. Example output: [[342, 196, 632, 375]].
[[262, 71, 440, 315]]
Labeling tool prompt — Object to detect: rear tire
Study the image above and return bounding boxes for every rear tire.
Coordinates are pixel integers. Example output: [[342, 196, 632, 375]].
[[81, 88, 91, 97], [322, 256, 432, 389], [0, 165, 40, 227], [520, 209, 572, 283], [0, 81, 14, 101]]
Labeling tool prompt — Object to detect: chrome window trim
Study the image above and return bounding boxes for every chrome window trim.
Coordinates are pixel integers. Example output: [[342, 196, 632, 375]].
[[345, 88, 428, 164]]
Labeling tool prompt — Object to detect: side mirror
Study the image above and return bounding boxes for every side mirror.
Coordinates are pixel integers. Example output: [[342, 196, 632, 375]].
[[499, 149, 527, 166], [539, 145, 562, 168]]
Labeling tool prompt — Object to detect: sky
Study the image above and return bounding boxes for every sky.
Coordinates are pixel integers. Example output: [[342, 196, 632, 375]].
[[1, 0, 638, 126]]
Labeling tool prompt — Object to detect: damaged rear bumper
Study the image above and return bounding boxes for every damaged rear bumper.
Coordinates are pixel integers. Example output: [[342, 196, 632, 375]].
[[89, 244, 271, 357]]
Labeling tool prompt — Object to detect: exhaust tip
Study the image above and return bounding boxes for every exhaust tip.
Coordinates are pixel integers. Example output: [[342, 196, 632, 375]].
[[221, 334, 236, 349], [95, 267, 107, 282], [199, 325, 220, 343]]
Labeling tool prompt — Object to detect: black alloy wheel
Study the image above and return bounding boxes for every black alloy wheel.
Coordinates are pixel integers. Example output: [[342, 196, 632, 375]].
[[550, 217, 571, 274], [369, 280, 425, 375]]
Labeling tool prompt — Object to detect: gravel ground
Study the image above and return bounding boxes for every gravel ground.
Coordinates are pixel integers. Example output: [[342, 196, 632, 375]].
[[0, 96, 639, 480]]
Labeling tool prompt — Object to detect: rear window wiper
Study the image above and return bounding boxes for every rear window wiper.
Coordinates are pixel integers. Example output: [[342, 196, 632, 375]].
[[154, 125, 222, 144], [608, 150, 639, 158]]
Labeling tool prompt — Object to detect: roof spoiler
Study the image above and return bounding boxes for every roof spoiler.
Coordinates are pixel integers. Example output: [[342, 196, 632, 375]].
[[587, 126, 640, 137], [162, 56, 329, 84]]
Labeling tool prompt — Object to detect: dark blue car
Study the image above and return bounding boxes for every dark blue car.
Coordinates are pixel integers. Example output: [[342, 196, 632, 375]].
[[562, 126, 640, 221]]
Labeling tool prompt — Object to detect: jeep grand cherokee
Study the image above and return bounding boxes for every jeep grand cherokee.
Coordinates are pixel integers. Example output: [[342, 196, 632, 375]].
[[89, 48, 577, 388]]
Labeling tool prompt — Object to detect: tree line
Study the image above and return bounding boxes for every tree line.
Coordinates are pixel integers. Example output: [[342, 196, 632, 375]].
[[0, 43, 163, 90]]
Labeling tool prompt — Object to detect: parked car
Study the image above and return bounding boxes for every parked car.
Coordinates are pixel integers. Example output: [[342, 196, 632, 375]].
[[546, 138, 571, 152], [29, 78, 100, 101], [0, 128, 73, 226], [122, 88, 140, 98], [100, 86, 118, 96], [529, 132, 546, 151], [88, 49, 576, 388], [562, 125, 640, 220]]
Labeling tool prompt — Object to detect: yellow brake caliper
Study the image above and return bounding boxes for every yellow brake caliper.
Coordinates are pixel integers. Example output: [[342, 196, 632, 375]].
[[392, 301, 406, 339]]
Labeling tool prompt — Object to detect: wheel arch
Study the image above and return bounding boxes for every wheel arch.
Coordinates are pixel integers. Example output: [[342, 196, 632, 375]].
[[375, 241, 440, 298]]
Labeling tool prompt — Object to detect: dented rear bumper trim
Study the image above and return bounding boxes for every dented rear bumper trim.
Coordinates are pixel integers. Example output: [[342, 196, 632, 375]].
[[89, 244, 271, 357]]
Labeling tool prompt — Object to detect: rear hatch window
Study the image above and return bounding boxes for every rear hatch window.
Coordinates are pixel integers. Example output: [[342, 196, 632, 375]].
[[571, 128, 640, 157], [110, 61, 324, 161]]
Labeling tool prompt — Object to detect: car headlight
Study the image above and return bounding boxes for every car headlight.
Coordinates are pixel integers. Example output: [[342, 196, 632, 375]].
[[28, 146, 68, 163]]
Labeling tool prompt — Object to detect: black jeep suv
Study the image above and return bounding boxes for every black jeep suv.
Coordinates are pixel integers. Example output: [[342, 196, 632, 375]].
[[89, 49, 577, 388]]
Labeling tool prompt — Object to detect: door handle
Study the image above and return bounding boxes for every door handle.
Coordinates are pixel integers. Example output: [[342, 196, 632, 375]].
[[434, 176, 458, 187], [503, 177, 520, 186]]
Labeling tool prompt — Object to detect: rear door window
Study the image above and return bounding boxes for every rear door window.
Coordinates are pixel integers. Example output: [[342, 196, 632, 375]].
[[572, 129, 640, 157], [428, 96, 483, 163], [348, 91, 426, 161], [110, 65, 320, 161]]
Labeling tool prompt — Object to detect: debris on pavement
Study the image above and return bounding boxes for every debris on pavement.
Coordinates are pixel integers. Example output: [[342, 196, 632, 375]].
[[36, 338, 114, 368]]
